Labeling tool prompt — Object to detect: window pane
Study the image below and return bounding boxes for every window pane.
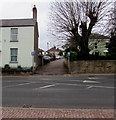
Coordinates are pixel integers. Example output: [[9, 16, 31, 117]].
[[11, 28, 18, 34], [11, 35, 18, 41], [11, 48, 17, 56], [11, 28, 18, 41], [10, 48, 18, 62], [11, 56, 17, 61]]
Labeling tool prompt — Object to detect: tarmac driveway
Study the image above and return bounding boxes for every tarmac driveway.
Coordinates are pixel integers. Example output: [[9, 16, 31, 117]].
[[36, 58, 68, 75]]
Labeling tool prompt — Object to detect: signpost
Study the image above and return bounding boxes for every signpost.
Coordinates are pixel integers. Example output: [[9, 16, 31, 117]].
[[67, 52, 70, 73], [67, 52, 70, 57], [31, 51, 35, 73]]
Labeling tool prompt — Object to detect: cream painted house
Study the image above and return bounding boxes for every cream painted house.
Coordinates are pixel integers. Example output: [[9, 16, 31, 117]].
[[89, 34, 110, 56], [0, 5, 39, 68]]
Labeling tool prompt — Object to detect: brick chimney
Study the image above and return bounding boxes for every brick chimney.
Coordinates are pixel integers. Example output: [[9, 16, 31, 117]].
[[33, 5, 37, 21]]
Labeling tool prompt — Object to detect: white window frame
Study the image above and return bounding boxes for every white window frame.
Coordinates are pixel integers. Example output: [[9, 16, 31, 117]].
[[10, 28, 18, 42], [10, 48, 18, 62]]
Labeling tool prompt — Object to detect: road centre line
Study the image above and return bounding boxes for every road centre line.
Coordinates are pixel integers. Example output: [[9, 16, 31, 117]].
[[88, 77, 97, 80], [3, 80, 114, 89], [83, 80, 100, 83], [39, 81, 114, 89], [3, 82, 39, 88], [40, 84, 56, 89], [87, 86, 93, 89], [3, 82, 31, 88], [43, 82, 114, 89], [86, 85, 114, 89]]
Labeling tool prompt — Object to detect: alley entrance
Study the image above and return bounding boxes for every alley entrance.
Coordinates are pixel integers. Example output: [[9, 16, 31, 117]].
[[36, 59, 68, 75]]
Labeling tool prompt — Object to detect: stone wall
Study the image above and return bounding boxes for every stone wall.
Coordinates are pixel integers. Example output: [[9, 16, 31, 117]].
[[69, 60, 116, 74]]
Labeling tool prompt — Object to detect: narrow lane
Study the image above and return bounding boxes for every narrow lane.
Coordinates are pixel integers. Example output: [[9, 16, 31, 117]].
[[36, 58, 68, 75]]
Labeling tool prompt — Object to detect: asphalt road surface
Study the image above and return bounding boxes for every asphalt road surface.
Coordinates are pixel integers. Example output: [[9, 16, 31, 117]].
[[2, 74, 114, 109]]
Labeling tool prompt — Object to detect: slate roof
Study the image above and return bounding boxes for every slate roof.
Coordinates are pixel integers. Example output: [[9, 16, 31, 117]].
[[0, 19, 36, 27], [90, 33, 110, 39]]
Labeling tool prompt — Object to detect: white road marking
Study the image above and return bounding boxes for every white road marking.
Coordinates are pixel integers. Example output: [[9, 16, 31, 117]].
[[87, 86, 93, 89], [3, 82, 33, 88], [86, 85, 114, 89], [3, 81, 42, 88], [88, 77, 97, 80], [93, 85, 114, 89], [83, 80, 100, 83], [40, 84, 55, 89], [53, 82, 113, 89]]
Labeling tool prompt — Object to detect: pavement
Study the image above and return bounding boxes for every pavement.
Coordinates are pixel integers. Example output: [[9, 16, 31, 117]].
[[1, 107, 115, 119]]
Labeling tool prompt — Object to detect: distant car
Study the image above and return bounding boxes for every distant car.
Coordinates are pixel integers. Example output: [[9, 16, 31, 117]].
[[56, 56, 62, 59]]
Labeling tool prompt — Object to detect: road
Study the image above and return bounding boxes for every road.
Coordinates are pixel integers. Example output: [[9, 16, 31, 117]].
[[2, 74, 114, 109]]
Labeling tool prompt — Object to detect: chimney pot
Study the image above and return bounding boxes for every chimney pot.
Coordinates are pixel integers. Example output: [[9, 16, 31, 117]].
[[33, 5, 37, 21]]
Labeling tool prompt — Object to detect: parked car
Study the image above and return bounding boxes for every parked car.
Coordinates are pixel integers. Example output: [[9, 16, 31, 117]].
[[43, 55, 51, 64], [43, 56, 51, 60], [50, 57, 55, 61]]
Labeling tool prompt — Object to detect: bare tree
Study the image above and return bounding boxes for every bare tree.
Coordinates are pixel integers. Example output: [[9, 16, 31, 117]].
[[107, 1, 116, 57], [102, 0, 116, 37], [49, 0, 111, 57]]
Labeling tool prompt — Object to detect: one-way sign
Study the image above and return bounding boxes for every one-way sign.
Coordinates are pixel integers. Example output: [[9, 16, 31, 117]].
[[31, 51, 35, 56]]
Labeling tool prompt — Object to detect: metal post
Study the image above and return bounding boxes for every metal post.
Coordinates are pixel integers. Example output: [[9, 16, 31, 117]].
[[67, 52, 71, 74], [31, 51, 35, 73], [68, 56, 70, 74], [32, 56, 34, 73]]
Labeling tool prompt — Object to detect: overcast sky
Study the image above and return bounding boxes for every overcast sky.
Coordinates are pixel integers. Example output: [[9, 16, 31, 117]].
[[0, 0, 114, 50], [0, 0, 55, 51]]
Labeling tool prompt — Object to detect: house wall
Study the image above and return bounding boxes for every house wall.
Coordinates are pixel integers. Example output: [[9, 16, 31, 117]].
[[0, 28, 2, 67], [0, 51, 1, 68], [1, 26, 34, 68]]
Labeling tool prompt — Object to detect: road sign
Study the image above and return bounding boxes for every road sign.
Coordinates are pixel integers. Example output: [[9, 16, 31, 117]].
[[67, 52, 70, 57], [31, 51, 35, 56]]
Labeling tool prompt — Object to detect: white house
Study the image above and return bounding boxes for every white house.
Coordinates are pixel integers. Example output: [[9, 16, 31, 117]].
[[89, 34, 110, 56], [0, 5, 39, 69]]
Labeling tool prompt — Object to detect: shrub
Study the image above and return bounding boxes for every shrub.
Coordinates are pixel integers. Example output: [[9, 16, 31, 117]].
[[4, 64, 10, 70], [2, 65, 32, 74], [17, 65, 22, 70]]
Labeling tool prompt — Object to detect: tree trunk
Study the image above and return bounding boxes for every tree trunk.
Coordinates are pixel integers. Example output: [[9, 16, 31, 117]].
[[80, 36, 89, 57], [79, 21, 89, 57]]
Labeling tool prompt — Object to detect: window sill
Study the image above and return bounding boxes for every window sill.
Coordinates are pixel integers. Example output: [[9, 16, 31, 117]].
[[9, 61, 18, 63], [10, 41, 19, 42]]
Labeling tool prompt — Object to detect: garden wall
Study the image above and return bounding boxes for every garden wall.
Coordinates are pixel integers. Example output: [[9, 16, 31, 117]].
[[69, 60, 116, 74]]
